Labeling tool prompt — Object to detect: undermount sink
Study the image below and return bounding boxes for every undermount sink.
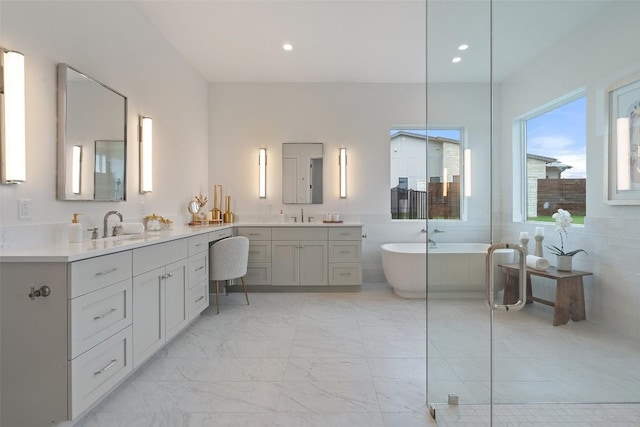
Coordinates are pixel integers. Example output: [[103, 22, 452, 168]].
[[96, 233, 154, 243]]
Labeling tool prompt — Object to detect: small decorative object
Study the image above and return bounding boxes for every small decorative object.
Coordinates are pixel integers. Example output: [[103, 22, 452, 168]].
[[211, 184, 223, 222], [534, 227, 544, 257], [195, 193, 208, 220], [223, 195, 234, 223], [519, 231, 529, 256], [545, 208, 587, 271], [144, 214, 163, 231]]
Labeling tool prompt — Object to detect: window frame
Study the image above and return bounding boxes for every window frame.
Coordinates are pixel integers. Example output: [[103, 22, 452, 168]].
[[513, 89, 586, 223]]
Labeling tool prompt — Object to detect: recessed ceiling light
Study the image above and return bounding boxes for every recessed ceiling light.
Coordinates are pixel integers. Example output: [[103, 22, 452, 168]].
[[458, 44, 469, 51], [283, 43, 293, 51], [452, 57, 462, 63]]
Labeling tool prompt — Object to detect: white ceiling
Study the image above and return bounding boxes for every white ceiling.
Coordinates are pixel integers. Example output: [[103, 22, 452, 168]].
[[132, 0, 612, 84]]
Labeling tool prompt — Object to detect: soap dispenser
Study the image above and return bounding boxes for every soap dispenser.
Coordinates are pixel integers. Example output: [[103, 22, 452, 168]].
[[69, 213, 83, 243]]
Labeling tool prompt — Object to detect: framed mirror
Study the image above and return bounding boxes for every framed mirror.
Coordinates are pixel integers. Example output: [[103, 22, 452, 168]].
[[57, 64, 127, 201], [282, 142, 323, 204]]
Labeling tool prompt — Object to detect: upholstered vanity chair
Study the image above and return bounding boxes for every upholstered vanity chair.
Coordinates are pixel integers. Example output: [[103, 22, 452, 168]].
[[209, 236, 250, 314]]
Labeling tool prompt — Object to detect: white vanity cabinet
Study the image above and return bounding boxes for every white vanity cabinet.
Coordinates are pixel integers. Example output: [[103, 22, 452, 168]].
[[132, 238, 189, 368], [237, 227, 272, 285], [271, 227, 328, 286], [187, 234, 210, 321], [328, 227, 363, 285], [0, 251, 135, 426]]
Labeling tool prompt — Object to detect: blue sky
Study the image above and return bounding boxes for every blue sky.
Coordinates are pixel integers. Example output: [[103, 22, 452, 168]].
[[393, 96, 587, 179], [525, 96, 587, 178]]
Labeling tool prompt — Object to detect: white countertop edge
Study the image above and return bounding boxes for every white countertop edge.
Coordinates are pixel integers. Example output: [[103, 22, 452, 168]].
[[0, 222, 362, 262]]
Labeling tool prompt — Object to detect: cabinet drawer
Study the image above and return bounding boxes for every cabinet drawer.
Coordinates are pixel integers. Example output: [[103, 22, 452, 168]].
[[272, 227, 327, 241], [188, 253, 209, 288], [328, 227, 362, 241], [248, 242, 271, 263], [328, 241, 362, 263], [237, 227, 271, 241], [133, 238, 188, 276], [188, 234, 209, 256], [188, 281, 209, 321], [70, 251, 132, 298], [209, 228, 233, 242], [246, 263, 271, 285], [69, 279, 133, 359], [70, 326, 133, 419], [329, 263, 362, 286]]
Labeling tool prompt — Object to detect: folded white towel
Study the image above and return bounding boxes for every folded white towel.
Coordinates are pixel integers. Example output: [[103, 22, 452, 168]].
[[121, 222, 145, 235], [526, 255, 549, 271]]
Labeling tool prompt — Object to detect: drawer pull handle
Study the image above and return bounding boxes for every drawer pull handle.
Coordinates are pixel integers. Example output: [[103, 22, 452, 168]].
[[28, 285, 51, 300], [339, 250, 350, 254], [94, 308, 118, 320], [95, 267, 118, 276], [195, 296, 205, 303], [340, 273, 351, 276], [94, 359, 118, 376], [248, 233, 260, 236], [195, 243, 203, 247], [195, 266, 205, 272], [339, 233, 350, 236]]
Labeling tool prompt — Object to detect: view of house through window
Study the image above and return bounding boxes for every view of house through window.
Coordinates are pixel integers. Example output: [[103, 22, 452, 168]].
[[390, 128, 462, 220], [524, 95, 587, 223]]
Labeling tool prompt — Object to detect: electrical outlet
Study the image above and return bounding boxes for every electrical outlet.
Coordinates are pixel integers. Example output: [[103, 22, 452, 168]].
[[18, 199, 32, 220]]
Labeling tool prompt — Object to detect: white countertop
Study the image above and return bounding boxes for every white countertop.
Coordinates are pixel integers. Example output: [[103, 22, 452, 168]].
[[0, 222, 362, 263]]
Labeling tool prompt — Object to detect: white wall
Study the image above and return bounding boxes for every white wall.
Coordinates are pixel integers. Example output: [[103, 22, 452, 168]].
[[497, 1, 640, 338], [0, 1, 209, 245], [208, 82, 492, 281]]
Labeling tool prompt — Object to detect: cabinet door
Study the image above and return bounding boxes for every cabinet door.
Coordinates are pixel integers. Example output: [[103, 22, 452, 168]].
[[165, 259, 188, 341], [271, 241, 299, 285], [133, 267, 165, 368], [299, 240, 328, 286]]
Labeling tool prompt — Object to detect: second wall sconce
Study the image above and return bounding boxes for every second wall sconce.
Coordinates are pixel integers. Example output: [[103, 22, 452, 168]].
[[139, 116, 153, 193], [339, 147, 347, 198], [1, 48, 27, 184], [259, 148, 267, 198]]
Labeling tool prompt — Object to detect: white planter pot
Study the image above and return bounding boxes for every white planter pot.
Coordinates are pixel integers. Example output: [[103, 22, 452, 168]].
[[556, 255, 572, 271]]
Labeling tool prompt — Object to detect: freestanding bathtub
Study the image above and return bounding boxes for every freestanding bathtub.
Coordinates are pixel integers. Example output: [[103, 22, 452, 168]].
[[381, 242, 503, 298]]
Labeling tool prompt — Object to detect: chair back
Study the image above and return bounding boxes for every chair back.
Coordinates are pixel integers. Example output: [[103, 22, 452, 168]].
[[209, 236, 249, 281]]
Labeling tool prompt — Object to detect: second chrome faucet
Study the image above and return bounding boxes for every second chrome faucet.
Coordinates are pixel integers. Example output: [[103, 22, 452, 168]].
[[103, 210, 123, 238]]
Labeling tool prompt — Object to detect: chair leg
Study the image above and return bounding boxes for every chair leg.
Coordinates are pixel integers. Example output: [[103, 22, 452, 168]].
[[240, 276, 249, 306], [215, 280, 220, 314]]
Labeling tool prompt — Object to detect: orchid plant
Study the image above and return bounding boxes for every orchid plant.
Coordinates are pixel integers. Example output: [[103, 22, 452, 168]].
[[545, 208, 587, 257]]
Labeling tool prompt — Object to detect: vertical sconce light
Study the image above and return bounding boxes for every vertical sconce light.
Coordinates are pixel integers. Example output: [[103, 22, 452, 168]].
[[616, 118, 630, 191], [139, 116, 153, 193], [1, 49, 26, 184], [72, 145, 82, 194], [259, 147, 267, 198], [339, 148, 347, 198], [464, 148, 472, 197]]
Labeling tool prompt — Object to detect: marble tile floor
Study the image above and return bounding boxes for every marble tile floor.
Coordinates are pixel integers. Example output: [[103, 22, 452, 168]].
[[76, 283, 640, 426]]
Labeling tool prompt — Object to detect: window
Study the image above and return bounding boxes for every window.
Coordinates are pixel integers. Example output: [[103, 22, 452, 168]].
[[390, 128, 463, 220], [522, 94, 586, 224]]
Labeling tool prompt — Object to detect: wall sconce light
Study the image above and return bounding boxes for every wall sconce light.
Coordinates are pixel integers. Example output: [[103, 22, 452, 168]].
[[259, 148, 267, 198], [464, 148, 472, 197], [616, 117, 630, 191], [1, 49, 26, 184], [72, 145, 82, 194], [139, 116, 153, 193], [339, 148, 347, 198]]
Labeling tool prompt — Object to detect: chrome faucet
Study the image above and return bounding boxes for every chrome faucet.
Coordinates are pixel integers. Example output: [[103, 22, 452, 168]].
[[300, 208, 304, 223], [428, 239, 437, 247], [426, 228, 444, 247], [103, 210, 123, 238]]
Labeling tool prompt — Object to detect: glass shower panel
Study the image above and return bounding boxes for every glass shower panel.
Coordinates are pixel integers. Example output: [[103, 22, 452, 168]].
[[491, 0, 640, 424], [426, 0, 492, 423]]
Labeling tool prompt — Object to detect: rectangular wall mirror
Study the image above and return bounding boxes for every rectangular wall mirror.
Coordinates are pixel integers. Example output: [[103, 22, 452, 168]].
[[57, 64, 127, 201], [282, 142, 323, 204]]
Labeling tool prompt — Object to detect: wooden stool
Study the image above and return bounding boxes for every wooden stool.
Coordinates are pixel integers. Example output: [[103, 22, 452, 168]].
[[500, 264, 591, 326]]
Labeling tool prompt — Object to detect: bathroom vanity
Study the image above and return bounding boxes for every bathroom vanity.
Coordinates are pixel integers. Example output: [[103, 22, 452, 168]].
[[237, 225, 362, 289], [0, 222, 361, 426], [0, 226, 232, 426]]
